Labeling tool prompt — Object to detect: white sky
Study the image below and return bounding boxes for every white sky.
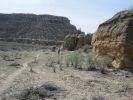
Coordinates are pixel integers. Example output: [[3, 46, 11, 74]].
[[0, 0, 132, 33]]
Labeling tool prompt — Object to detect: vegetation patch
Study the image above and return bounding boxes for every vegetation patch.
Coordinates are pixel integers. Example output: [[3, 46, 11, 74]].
[[67, 51, 83, 69], [18, 82, 65, 100], [85, 52, 113, 74], [9, 62, 20, 67]]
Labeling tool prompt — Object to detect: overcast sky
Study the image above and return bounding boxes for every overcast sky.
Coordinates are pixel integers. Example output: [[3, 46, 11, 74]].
[[0, 0, 132, 33]]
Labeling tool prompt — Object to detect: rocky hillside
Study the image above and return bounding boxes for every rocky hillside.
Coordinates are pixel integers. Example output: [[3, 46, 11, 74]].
[[92, 9, 133, 68], [0, 13, 78, 44]]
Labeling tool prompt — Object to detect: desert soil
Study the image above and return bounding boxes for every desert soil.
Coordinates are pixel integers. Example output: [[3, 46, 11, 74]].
[[0, 48, 133, 100]]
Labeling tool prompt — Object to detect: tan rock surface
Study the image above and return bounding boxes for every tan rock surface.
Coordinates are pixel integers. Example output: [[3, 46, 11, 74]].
[[92, 10, 133, 68]]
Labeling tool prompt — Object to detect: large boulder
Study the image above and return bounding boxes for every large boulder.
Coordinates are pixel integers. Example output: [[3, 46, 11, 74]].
[[64, 33, 92, 51], [63, 34, 78, 51], [92, 10, 133, 69], [63, 34, 84, 51]]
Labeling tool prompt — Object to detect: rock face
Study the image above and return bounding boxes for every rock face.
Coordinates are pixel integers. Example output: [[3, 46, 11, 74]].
[[63, 34, 78, 51], [63, 34, 92, 51], [0, 13, 78, 45], [92, 10, 133, 68]]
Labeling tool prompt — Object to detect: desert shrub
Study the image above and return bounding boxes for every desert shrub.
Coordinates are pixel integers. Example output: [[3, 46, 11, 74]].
[[98, 56, 113, 74], [90, 96, 105, 100], [87, 53, 99, 71], [84, 33, 93, 45], [63, 35, 77, 51], [98, 55, 112, 68], [9, 62, 20, 67], [67, 51, 83, 68], [66, 59, 70, 67], [12, 52, 21, 59], [82, 44, 92, 53], [59, 63, 63, 71], [51, 46, 56, 52], [1, 52, 21, 61], [46, 57, 55, 68], [76, 34, 85, 49], [32, 57, 37, 63], [2, 54, 14, 61], [2, 55, 9, 60], [87, 53, 112, 73], [18, 82, 64, 100], [46, 57, 57, 73]]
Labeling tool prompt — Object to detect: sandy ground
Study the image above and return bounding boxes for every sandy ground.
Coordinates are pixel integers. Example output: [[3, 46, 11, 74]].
[[0, 49, 133, 100]]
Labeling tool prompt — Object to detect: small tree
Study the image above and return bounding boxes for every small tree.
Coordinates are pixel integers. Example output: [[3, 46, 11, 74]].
[[84, 33, 93, 45], [77, 28, 82, 34]]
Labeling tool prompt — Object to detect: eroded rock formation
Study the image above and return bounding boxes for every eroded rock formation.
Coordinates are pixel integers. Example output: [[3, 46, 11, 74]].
[[92, 10, 133, 68], [0, 13, 78, 45], [63, 34, 92, 51], [63, 34, 78, 51]]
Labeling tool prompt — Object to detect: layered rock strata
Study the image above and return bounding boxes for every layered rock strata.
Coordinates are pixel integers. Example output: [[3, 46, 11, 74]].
[[0, 13, 78, 45]]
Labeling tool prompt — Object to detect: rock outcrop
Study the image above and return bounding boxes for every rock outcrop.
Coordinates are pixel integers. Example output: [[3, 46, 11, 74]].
[[92, 10, 133, 68], [63, 34, 78, 51], [0, 13, 78, 45], [63, 34, 92, 51]]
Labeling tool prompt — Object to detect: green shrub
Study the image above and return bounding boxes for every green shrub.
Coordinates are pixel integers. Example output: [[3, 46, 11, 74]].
[[67, 51, 83, 68], [84, 34, 93, 45], [46, 57, 55, 68], [87, 53, 112, 73], [87, 53, 99, 71], [63, 34, 92, 51], [82, 44, 92, 53], [76, 35, 85, 49], [63, 35, 77, 51], [95, 55, 112, 70]]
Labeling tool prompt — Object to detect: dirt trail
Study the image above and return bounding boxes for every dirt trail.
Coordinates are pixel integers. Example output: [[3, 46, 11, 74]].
[[0, 52, 41, 95]]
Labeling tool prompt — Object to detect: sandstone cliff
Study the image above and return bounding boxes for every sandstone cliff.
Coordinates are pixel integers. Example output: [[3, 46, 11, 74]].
[[92, 10, 133, 68], [0, 13, 78, 45]]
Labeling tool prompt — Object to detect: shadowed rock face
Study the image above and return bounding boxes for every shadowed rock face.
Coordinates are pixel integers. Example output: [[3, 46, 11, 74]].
[[63, 34, 78, 51], [0, 13, 78, 44], [63, 34, 84, 51], [92, 10, 133, 68]]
